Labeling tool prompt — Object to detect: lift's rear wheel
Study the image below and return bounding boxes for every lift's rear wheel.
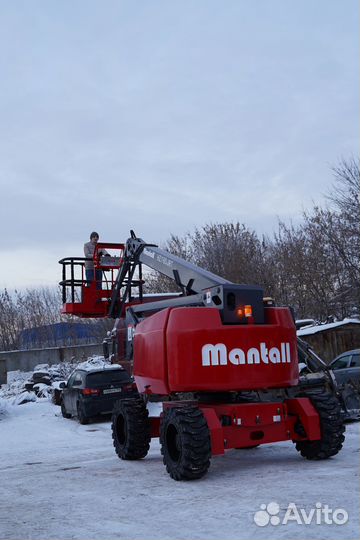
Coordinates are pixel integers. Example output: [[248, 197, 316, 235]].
[[160, 406, 211, 481], [294, 389, 345, 460], [112, 398, 151, 460]]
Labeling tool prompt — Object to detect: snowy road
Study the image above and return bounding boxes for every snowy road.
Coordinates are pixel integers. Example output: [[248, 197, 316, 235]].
[[0, 401, 359, 540]]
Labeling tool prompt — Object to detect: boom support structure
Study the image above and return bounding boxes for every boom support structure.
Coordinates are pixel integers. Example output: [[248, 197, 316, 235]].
[[60, 230, 265, 325], [112, 231, 264, 325]]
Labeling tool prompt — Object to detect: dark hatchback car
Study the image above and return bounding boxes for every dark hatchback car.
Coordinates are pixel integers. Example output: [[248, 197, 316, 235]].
[[60, 366, 137, 424]]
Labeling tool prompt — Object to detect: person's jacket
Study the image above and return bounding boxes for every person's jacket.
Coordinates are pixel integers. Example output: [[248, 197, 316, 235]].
[[83, 242, 109, 269]]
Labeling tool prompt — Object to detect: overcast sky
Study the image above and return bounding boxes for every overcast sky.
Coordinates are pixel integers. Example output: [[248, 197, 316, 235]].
[[0, 0, 358, 289]]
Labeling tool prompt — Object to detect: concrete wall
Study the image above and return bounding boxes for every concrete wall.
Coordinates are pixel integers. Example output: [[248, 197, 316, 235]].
[[0, 343, 103, 385]]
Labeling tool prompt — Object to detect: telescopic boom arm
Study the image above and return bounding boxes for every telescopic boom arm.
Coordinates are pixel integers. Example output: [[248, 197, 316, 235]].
[[108, 231, 264, 325]]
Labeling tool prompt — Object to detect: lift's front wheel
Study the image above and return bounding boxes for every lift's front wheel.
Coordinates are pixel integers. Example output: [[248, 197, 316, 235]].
[[111, 398, 151, 460], [160, 406, 211, 481]]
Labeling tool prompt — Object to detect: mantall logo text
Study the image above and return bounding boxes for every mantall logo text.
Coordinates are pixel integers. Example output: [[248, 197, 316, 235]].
[[202, 342, 291, 366]]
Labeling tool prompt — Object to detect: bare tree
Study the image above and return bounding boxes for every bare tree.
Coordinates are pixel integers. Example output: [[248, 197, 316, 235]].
[[1, 159, 358, 349], [144, 158, 359, 321], [145, 223, 275, 297], [0, 286, 110, 350]]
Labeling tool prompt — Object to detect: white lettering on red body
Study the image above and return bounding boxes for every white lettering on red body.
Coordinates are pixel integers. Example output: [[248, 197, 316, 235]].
[[201, 342, 292, 366]]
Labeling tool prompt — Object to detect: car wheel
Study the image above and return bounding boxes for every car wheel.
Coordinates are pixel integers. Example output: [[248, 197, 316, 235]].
[[61, 401, 71, 419], [77, 402, 89, 425], [52, 388, 62, 406]]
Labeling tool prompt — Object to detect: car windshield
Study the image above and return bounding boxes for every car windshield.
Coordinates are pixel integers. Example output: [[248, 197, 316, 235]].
[[85, 370, 130, 387], [331, 357, 349, 370]]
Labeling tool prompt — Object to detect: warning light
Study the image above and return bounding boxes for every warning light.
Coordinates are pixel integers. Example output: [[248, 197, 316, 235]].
[[244, 305, 252, 318], [237, 307, 244, 318], [237, 305, 253, 320]]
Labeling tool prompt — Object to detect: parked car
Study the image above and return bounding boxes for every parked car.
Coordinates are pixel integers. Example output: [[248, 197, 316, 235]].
[[328, 349, 360, 418], [329, 349, 360, 385], [297, 340, 360, 420], [60, 366, 137, 424]]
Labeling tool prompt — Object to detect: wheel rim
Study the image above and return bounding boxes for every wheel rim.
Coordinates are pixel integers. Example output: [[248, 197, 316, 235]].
[[166, 423, 181, 463]]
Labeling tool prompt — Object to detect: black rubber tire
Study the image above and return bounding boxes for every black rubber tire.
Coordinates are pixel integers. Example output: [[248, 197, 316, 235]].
[[111, 398, 151, 460], [294, 389, 345, 460], [52, 388, 62, 406], [61, 401, 71, 419], [77, 402, 89, 425], [160, 406, 211, 481]]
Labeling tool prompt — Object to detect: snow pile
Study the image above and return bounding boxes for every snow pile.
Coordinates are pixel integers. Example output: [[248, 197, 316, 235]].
[[0, 373, 33, 400], [6, 369, 33, 385], [76, 355, 112, 371], [12, 391, 37, 406], [0, 366, 67, 405], [33, 361, 77, 381], [0, 356, 110, 407], [0, 397, 8, 417]]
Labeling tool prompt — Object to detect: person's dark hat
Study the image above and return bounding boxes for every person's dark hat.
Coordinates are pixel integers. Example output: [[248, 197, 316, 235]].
[[90, 231, 99, 239]]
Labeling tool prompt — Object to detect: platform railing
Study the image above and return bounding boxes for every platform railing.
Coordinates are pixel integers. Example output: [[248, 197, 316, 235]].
[[59, 257, 86, 305]]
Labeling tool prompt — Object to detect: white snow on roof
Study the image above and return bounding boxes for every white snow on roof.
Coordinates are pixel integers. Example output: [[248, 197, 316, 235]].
[[76, 355, 122, 372], [297, 318, 360, 336], [296, 319, 315, 325]]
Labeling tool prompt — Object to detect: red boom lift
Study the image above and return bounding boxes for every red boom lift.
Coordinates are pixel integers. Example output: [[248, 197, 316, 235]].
[[60, 231, 345, 480]]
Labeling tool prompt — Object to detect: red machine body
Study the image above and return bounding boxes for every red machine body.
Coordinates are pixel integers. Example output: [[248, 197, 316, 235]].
[[134, 306, 298, 394], [133, 304, 324, 456], [133, 305, 323, 454], [198, 398, 321, 453]]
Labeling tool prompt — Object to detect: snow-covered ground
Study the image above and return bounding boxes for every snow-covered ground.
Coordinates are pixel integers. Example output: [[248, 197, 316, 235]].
[[0, 399, 359, 540]]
